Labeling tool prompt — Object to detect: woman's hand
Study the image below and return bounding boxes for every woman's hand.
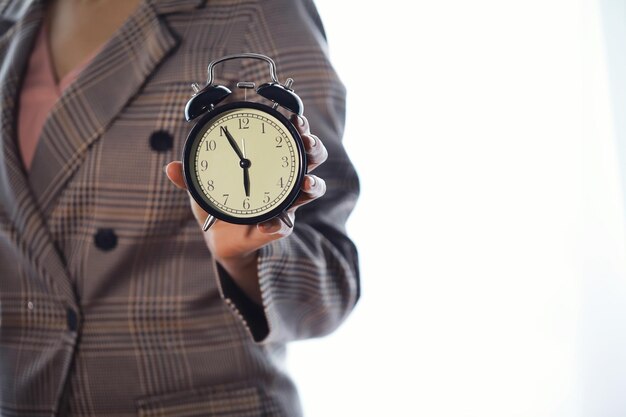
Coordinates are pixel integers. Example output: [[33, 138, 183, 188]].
[[164, 114, 328, 304]]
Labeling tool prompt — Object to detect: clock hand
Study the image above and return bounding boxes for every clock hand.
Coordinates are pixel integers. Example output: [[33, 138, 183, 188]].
[[221, 126, 244, 160], [242, 138, 250, 197], [243, 166, 250, 197], [221, 126, 251, 197]]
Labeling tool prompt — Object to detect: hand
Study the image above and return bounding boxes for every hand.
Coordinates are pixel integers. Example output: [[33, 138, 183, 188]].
[[165, 114, 328, 303]]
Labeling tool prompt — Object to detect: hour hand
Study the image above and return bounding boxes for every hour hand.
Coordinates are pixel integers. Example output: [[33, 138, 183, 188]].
[[221, 126, 244, 160], [243, 167, 250, 197]]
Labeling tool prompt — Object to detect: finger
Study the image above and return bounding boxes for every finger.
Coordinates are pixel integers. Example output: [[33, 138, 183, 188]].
[[289, 114, 327, 171], [290, 174, 326, 211], [291, 114, 310, 135], [302, 133, 328, 172], [165, 161, 187, 190], [164, 162, 210, 227], [257, 212, 296, 236]]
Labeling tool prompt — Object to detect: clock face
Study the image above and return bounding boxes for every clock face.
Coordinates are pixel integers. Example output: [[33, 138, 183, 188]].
[[183, 102, 305, 224]]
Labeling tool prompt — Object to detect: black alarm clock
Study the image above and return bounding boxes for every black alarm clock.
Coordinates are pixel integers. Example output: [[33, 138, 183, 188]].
[[182, 53, 306, 231]]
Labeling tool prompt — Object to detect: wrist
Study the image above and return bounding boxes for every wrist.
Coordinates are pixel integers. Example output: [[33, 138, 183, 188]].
[[215, 250, 262, 305]]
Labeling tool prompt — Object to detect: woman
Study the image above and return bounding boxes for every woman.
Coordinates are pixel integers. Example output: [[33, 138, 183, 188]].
[[0, 0, 359, 415]]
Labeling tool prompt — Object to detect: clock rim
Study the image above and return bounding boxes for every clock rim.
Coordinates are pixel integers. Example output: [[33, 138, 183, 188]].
[[182, 101, 307, 225]]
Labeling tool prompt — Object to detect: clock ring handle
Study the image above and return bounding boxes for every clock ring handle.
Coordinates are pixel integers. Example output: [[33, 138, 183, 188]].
[[206, 53, 280, 85]]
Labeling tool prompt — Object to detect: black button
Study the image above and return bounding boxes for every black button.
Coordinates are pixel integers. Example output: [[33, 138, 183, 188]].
[[94, 228, 117, 251], [66, 308, 78, 332], [149, 130, 174, 152]]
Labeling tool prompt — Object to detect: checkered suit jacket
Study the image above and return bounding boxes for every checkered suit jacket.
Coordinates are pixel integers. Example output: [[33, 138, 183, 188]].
[[0, 0, 360, 415]]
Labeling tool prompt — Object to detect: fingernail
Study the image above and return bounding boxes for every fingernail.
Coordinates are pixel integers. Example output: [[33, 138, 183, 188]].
[[297, 115, 305, 127], [163, 164, 169, 174], [308, 134, 317, 148], [259, 220, 280, 233], [308, 175, 316, 189]]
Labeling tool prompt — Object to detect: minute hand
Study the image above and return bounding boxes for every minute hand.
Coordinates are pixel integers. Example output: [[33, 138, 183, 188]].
[[221, 126, 244, 160]]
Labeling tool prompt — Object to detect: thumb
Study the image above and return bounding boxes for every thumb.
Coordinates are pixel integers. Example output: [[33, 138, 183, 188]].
[[165, 161, 187, 190], [165, 161, 210, 228]]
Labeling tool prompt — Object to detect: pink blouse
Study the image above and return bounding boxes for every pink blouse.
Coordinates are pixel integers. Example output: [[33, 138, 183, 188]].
[[18, 22, 99, 172]]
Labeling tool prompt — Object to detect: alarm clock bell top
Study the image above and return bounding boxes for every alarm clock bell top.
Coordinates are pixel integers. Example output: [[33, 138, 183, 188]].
[[256, 82, 304, 116], [184, 84, 231, 122]]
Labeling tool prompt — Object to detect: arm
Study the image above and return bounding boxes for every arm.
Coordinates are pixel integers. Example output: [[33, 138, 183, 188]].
[[166, 0, 360, 344]]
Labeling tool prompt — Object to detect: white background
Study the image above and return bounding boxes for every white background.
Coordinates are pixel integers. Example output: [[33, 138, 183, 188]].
[[287, 1, 626, 417]]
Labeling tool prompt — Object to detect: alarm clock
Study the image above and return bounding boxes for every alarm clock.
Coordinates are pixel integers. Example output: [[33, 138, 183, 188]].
[[182, 53, 307, 231]]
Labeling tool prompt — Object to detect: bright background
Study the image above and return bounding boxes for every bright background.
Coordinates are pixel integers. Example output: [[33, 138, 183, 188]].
[[286, 1, 626, 416]]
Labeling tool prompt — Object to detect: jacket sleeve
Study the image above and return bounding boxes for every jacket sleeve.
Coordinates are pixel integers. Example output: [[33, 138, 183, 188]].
[[213, 0, 360, 344], [0, 0, 16, 36]]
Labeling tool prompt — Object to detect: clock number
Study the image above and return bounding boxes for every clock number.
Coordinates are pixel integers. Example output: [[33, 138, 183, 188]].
[[281, 156, 289, 168], [263, 192, 271, 204], [275, 136, 283, 148], [277, 177, 284, 188], [200, 160, 208, 171], [239, 118, 249, 130], [205, 140, 217, 151], [207, 180, 215, 191], [222, 194, 229, 205], [243, 198, 250, 210], [261, 123, 266, 134]]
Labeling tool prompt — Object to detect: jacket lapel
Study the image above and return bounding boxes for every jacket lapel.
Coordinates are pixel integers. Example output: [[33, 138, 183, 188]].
[[0, 0, 81, 309], [0, 0, 199, 307], [28, 0, 183, 217]]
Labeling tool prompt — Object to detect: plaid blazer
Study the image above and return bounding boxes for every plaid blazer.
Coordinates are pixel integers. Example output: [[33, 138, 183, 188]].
[[0, 0, 360, 416]]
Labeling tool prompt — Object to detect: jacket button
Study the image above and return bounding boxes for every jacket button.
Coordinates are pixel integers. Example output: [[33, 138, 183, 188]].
[[66, 308, 78, 332], [149, 130, 174, 152], [94, 228, 117, 251]]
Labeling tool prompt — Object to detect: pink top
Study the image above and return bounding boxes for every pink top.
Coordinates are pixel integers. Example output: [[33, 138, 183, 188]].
[[18, 22, 99, 172]]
